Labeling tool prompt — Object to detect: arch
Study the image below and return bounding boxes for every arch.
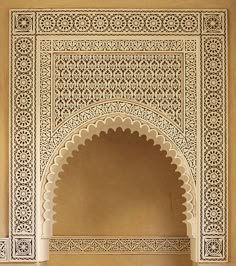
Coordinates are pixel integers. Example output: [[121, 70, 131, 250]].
[[40, 115, 196, 240]]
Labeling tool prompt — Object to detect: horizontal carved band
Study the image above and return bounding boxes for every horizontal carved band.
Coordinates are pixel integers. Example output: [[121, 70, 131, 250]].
[[49, 237, 190, 254]]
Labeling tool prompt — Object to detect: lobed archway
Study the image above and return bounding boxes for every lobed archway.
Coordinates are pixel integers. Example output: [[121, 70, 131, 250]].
[[40, 115, 196, 244]]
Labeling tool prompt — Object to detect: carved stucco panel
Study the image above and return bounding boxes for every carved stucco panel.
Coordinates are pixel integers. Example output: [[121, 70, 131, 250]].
[[3, 9, 227, 263]]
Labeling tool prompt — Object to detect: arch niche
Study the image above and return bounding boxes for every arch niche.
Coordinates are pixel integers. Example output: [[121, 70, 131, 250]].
[[40, 114, 197, 260]]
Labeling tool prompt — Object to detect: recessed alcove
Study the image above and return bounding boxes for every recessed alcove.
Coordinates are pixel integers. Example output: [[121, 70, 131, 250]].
[[54, 128, 186, 236], [49, 127, 191, 266]]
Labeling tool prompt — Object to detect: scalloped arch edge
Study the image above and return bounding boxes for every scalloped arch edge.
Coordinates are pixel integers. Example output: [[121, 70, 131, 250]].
[[40, 115, 196, 239]]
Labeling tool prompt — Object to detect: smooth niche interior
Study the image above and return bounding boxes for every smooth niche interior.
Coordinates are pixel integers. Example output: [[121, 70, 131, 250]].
[[54, 128, 186, 236]]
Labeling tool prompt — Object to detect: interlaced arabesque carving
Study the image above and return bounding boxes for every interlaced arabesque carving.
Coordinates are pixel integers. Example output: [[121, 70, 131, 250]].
[[40, 39, 197, 183], [52, 40, 184, 52], [54, 53, 183, 128], [49, 237, 190, 254], [7, 9, 227, 263]]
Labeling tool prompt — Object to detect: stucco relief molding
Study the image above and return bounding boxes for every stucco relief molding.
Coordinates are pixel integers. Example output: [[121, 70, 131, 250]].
[[41, 115, 196, 240], [8, 9, 228, 263], [0, 239, 8, 261], [49, 236, 190, 254]]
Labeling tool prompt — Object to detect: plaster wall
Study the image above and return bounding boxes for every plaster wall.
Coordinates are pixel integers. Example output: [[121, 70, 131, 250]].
[[54, 129, 186, 236], [52, 129, 190, 265], [0, 0, 235, 266]]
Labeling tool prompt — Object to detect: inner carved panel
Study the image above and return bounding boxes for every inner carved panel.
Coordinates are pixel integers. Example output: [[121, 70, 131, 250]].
[[53, 53, 183, 129], [54, 128, 186, 236]]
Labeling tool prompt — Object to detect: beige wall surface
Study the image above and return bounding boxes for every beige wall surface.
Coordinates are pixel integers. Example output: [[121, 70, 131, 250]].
[[54, 129, 186, 236], [0, 0, 235, 266], [52, 129, 190, 266]]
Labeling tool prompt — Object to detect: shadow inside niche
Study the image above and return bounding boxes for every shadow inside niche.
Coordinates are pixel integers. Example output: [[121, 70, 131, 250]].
[[53, 127, 186, 237]]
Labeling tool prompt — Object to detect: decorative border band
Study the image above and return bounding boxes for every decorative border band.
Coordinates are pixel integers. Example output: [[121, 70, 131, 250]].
[[49, 237, 190, 254]]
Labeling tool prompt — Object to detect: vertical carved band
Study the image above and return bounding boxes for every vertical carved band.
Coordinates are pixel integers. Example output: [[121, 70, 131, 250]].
[[11, 11, 36, 260], [201, 12, 227, 261]]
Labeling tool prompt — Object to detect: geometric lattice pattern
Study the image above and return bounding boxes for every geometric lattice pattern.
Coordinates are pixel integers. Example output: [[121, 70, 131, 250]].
[[6, 9, 227, 263], [54, 53, 183, 128], [40, 39, 197, 182]]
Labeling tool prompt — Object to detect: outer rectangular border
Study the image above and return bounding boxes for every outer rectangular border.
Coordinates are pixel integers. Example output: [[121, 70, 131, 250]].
[[6, 9, 227, 263]]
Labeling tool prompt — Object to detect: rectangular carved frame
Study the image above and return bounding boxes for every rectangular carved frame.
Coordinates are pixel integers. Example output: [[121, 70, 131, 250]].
[[1, 9, 228, 263]]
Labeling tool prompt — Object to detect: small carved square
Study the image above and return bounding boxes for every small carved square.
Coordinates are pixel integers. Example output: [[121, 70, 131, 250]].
[[203, 13, 224, 34], [14, 13, 34, 33], [185, 40, 196, 51], [40, 40, 52, 51], [14, 237, 33, 259], [0, 239, 7, 261], [203, 237, 224, 259]]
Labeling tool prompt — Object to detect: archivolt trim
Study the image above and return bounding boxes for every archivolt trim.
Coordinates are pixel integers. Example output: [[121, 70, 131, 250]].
[[41, 115, 196, 239]]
